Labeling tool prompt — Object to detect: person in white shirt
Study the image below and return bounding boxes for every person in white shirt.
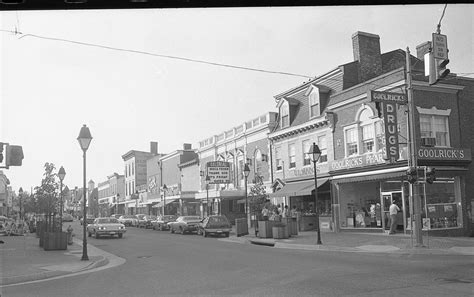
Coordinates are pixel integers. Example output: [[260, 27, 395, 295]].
[[389, 200, 400, 234]]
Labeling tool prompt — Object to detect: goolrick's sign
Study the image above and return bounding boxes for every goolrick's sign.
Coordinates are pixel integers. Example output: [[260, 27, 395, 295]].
[[417, 148, 471, 161], [329, 152, 387, 172], [369, 90, 407, 164]]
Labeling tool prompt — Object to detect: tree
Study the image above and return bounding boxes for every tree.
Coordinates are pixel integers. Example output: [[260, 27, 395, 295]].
[[249, 174, 269, 220], [34, 162, 60, 215]]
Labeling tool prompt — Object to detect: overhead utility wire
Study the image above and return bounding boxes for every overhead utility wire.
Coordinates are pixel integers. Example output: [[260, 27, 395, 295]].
[[0, 29, 312, 79]]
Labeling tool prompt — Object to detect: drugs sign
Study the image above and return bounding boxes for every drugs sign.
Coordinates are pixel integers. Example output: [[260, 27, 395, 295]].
[[206, 161, 231, 184]]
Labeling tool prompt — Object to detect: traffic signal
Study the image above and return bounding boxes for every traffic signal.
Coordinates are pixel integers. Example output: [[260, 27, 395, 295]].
[[436, 59, 450, 81], [427, 52, 450, 85], [406, 167, 418, 184], [425, 167, 436, 184]]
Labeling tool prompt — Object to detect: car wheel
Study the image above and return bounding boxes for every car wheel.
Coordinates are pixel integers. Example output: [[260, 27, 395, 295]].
[[118, 233, 123, 238], [197, 229, 201, 235], [95, 231, 100, 239], [160, 225, 165, 231], [180, 227, 185, 234], [224, 232, 230, 237], [170, 227, 174, 234], [88, 231, 91, 237], [203, 230, 207, 237]]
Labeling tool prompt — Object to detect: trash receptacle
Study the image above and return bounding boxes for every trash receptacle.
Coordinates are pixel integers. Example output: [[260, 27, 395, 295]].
[[235, 218, 248, 237], [67, 225, 74, 245]]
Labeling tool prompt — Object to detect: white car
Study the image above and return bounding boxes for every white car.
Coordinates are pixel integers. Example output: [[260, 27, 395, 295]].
[[87, 218, 126, 239], [118, 215, 138, 227]]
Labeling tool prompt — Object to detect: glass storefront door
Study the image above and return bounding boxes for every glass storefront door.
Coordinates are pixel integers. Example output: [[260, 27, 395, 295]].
[[381, 191, 405, 232]]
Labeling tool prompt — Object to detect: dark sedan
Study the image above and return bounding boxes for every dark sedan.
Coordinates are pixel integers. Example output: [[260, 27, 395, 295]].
[[197, 215, 231, 237]]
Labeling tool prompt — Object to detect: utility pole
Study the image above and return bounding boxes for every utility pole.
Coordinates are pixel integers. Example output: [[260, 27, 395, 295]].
[[406, 47, 423, 247]]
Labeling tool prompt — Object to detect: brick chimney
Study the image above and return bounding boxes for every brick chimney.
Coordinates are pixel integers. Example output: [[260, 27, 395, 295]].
[[416, 41, 432, 60], [352, 31, 382, 82], [150, 141, 158, 155], [183, 143, 192, 150]]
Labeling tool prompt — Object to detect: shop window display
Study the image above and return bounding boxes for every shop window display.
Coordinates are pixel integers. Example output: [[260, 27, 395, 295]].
[[422, 180, 460, 229], [338, 182, 381, 228]]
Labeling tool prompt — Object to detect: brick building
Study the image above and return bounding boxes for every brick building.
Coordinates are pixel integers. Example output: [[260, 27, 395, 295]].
[[269, 31, 472, 236]]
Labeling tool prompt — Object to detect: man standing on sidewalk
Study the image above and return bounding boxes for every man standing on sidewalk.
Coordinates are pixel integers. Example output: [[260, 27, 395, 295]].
[[389, 200, 400, 234]]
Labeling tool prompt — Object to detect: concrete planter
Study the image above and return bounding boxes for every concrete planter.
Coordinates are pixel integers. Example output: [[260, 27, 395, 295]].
[[272, 225, 289, 239], [258, 220, 274, 238], [235, 218, 248, 237], [43, 232, 68, 251]]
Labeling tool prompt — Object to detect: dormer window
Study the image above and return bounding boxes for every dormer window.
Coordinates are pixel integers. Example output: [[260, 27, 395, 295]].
[[309, 86, 320, 118], [281, 102, 289, 128]]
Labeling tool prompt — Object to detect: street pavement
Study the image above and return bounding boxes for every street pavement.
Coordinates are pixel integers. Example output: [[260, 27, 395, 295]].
[[1, 224, 473, 287]]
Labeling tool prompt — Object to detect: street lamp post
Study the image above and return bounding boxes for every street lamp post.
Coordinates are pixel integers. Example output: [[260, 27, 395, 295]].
[[77, 124, 92, 261], [243, 163, 251, 228], [58, 166, 66, 230], [18, 187, 23, 221], [205, 175, 210, 217], [162, 184, 167, 216], [307, 142, 322, 245], [116, 193, 120, 215]]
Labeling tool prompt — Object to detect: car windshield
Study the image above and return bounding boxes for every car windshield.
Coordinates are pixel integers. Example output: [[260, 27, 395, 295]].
[[182, 216, 201, 221], [137, 215, 146, 219], [97, 218, 119, 224], [122, 215, 135, 219], [209, 216, 229, 224]]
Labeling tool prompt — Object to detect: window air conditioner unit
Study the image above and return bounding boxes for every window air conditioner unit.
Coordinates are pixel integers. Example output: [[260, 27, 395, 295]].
[[421, 137, 436, 147]]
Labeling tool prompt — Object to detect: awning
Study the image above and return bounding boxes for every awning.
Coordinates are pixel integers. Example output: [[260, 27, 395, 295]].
[[152, 199, 177, 208], [332, 169, 405, 184], [268, 178, 328, 197]]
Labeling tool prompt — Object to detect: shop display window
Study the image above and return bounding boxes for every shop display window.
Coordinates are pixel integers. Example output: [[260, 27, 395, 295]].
[[338, 182, 381, 228], [421, 180, 460, 229]]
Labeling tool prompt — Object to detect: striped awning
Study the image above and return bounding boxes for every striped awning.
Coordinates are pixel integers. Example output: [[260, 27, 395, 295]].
[[268, 178, 328, 197]]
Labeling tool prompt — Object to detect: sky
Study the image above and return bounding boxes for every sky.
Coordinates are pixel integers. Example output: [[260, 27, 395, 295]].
[[1, 4, 473, 193]]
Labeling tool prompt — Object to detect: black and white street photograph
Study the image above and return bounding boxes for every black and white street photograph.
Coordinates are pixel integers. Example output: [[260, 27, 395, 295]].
[[0, 2, 473, 297]]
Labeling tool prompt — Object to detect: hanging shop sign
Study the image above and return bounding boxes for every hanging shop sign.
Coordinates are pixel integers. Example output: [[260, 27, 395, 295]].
[[206, 161, 231, 184], [369, 90, 407, 164]]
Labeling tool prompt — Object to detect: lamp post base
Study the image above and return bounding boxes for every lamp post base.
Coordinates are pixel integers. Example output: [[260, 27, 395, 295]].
[[81, 255, 89, 261]]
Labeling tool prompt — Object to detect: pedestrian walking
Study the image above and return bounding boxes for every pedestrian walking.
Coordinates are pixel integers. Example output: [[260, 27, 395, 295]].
[[282, 205, 289, 218], [261, 206, 270, 221], [389, 200, 400, 234]]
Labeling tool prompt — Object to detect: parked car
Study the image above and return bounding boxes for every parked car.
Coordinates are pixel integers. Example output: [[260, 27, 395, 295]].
[[135, 214, 147, 228], [168, 216, 202, 234], [62, 213, 74, 222], [197, 215, 231, 237], [87, 217, 126, 239], [118, 215, 138, 227], [151, 215, 177, 231], [80, 215, 95, 226], [110, 214, 122, 220], [138, 215, 156, 229]]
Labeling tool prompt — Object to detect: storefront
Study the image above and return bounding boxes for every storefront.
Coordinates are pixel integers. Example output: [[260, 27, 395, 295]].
[[331, 165, 469, 236], [269, 177, 331, 231]]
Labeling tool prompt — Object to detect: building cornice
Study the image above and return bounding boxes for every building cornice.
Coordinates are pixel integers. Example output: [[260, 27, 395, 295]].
[[269, 117, 329, 141]]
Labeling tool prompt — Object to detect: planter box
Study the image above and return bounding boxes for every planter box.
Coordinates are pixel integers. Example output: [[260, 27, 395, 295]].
[[235, 218, 248, 237], [258, 220, 274, 238], [43, 232, 68, 251], [272, 226, 289, 239]]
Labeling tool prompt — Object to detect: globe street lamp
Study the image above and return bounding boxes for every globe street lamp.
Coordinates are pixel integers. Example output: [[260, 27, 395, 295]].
[[162, 184, 167, 216], [18, 187, 23, 221], [243, 163, 251, 228], [58, 166, 66, 229], [77, 124, 92, 261], [307, 142, 322, 245], [205, 175, 211, 217]]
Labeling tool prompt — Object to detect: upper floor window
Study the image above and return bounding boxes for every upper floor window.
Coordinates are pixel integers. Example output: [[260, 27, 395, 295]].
[[281, 103, 289, 128], [125, 165, 128, 177], [275, 147, 282, 171], [420, 114, 449, 147], [344, 106, 382, 157], [345, 128, 358, 156], [302, 140, 311, 166], [309, 87, 320, 118], [131, 162, 134, 175], [317, 135, 328, 163], [288, 144, 296, 168], [254, 149, 263, 176]]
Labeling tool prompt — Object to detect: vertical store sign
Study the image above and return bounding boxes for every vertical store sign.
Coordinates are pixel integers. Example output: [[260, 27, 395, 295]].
[[369, 90, 407, 163], [432, 33, 448, 60]]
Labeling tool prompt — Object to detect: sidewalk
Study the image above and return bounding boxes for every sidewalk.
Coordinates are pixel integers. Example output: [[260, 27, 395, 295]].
[[225, 225, 474, 255], [0, 233, 108, 286]]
